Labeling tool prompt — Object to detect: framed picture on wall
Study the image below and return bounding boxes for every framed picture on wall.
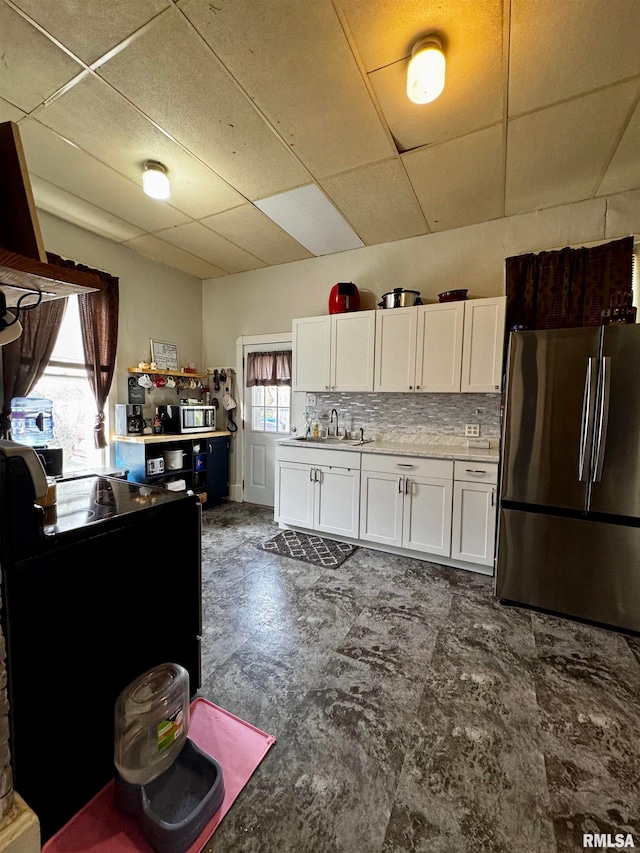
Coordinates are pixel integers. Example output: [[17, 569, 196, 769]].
[[150, 340, 178, 371]]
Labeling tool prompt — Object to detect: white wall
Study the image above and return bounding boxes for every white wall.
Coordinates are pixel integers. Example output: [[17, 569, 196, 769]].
[[201, 188, 640, 368], [38, 211, 203, 436]]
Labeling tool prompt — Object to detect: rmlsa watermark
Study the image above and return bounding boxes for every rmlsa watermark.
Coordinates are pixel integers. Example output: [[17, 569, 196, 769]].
[[583, 834, 636, 849]]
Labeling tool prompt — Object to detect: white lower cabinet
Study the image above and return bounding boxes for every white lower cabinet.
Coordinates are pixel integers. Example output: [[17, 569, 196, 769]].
[[360, 456, 453, 556], [275, 445, 498, 572], [275, 447, 360, 538], [451, 462, 498, 566]]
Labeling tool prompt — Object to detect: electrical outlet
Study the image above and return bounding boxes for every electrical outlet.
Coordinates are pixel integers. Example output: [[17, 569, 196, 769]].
[[306, 393, 317, 408], [465, 424, 480, 437]]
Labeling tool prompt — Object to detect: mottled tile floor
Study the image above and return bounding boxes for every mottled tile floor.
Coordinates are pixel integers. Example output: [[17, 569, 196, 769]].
[[197, 503, 640, 853]]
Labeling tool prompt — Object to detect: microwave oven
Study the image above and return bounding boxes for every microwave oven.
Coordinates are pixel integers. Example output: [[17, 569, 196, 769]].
[[159, 404, 216, 434]]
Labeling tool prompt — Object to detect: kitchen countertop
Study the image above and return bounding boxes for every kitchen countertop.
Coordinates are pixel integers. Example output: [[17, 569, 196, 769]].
[[276, 437, 500, 464], [114, 430, 230, 444]]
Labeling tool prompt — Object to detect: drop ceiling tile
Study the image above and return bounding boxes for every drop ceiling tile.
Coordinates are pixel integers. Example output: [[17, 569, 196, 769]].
[[320, 159, 428, 245], [369, 9, 503, 152], [124, 234, 226, 279], [31, 174, 145, 243], [402, 125, 504, 231], [11, 0, 170, 64], [0, 3, 83, 112], [0, 98, 25, 122], [509, 0, 640, 115], [35, 76, 244, 219], [200, 205, 313, 267], [598, 96, 640, 197], [19, 118, 190, 232], [505, 82, 639, 217], [157, 222, 266, 274], [178, 0, 394, 177], [255, 185, 366, 256], [98, 7, 309, 200]]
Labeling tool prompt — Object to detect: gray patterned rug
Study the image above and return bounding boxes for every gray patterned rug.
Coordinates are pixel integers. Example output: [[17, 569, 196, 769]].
[[259, 529, 357, 568]]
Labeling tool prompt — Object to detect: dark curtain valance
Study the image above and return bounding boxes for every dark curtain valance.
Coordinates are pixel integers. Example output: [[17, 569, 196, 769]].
[[246, 351, 292, 387], [505, 236, 634, 331]]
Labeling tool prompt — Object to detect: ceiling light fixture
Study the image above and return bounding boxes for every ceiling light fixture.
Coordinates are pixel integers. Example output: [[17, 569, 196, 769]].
[[407, 35, 446, 105], [142, 161, 170, 200]]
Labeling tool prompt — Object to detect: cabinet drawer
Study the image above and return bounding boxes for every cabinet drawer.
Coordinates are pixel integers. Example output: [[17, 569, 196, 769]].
[[362, 454, 453, 479], [454, 460, 498, 484], [276, 444, 361, 468]]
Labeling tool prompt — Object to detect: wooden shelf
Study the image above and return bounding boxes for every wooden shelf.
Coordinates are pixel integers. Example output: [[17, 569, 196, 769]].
[[0, 248, 102, 307], [128, 367, 208, 379]]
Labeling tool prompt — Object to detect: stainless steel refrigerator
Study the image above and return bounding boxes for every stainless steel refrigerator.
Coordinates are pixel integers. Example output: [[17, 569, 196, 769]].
[[496, 323, 640, 632]]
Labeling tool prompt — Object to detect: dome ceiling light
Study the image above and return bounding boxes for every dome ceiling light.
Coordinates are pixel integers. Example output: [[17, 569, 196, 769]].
[[407, 35, 446, 105], [142, 161, 170, 200]]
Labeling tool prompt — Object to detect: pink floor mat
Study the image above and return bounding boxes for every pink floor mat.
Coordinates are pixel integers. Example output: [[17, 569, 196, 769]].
[[42, 697, 276, 853]]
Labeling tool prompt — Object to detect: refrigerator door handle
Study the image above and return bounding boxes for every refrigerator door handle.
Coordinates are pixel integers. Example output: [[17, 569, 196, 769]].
[[592, 356, 611, 483], [578, 358, 595, 482]]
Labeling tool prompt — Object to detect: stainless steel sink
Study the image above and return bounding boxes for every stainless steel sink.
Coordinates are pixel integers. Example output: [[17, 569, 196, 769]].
[[291, 436, 373, 446]]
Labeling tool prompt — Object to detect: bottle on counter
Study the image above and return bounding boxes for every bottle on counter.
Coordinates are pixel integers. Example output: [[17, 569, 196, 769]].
[[152, 408, 163, 435]]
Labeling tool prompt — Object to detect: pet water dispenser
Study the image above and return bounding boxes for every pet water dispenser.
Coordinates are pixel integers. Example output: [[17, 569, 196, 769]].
[[114, 663, 225, 853]]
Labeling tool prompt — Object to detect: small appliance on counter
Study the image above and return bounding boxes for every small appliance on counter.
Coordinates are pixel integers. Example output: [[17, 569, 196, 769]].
[[159, 404, 216, 435], [115, 404, 144, 436], [114, 662, 224, 853], [329, 282, 360, 313], [378, 288, 422, 308]]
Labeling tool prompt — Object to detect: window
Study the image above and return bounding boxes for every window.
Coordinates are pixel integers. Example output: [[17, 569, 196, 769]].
[[31, 296, 105, 471], [251, 385, 290, 433]]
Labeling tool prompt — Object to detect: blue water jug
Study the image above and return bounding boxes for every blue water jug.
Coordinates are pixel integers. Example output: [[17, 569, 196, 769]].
[[10, 398, 54, 447]]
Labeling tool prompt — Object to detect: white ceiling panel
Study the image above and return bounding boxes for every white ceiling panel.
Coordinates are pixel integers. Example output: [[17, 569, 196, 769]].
[[157, 222, 266, 274], [0, 2, 82, 112], [123, 234, 226, 279], [255, 185, 366, 256], [509, 0, 640, 116], [97, 7, 310, 200], [19, 118, 191, 232], [177, 0, 394, 178], [35, 76, 244, 220], [0, 98, 24, 123], [505, 82, 640, 217], [598, 99, 640, 198], [200, 205, 313, 267], [320, 159, 428, 245], [31, 174, 145, 243], [403, 125, 504, 231], [10, 0, 170, 64]]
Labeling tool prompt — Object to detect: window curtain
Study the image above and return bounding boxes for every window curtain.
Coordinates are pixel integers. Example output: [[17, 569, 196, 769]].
[[47, 253, 119, 449], [505, 236, 634, 331], [246, 350, 292, 387], [0, 298, 67, 438]]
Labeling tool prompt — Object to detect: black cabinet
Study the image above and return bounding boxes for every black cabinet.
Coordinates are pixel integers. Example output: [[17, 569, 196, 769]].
[[115, 433, 229, 506]]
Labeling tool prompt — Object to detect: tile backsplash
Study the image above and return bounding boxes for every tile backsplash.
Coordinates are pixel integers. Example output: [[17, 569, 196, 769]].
[[304, 392, 502, 446]]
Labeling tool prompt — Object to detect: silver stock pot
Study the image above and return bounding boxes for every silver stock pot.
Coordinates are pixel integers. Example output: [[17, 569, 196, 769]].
[[378, 288, 422, 308]]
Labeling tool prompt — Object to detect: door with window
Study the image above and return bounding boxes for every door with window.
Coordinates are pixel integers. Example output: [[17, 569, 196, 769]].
[[243, 342, 291, 506]]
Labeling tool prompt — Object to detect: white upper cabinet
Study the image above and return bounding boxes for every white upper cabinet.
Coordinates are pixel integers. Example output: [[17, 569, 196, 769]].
[[292, 311, 375, 392], [374, 296, 506, 394], [373, 307, 417, 392], [415, 303, 465, 393], [460, 297, 507, 393], [331, 310, 376, 392], [292, 315, 331, 392]]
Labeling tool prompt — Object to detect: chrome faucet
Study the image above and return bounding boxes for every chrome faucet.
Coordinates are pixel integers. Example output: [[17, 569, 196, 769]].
[[330, 408, 339, 435]]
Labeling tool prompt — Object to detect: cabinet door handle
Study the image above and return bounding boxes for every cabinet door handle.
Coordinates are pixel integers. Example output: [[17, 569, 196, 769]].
[[397, 464, 415, 468], [398, 476, 403, 493], [416, 385, 420, 389], [465, 468, 487, 474], [405, 477, 410, 494], [409, 385, 413, 390], [309, 467, 314, 482], [315, 468, 320, 483], [491, 488, 495, 506]]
